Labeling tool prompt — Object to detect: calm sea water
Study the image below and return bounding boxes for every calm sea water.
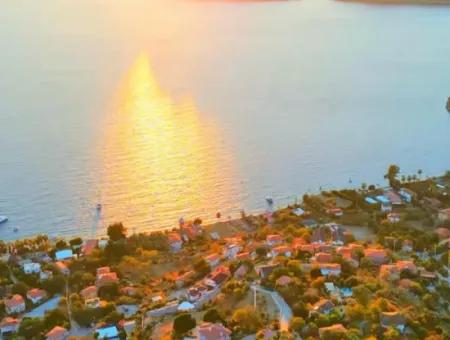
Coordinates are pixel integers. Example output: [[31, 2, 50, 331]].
[[1, 0, 450, 241]]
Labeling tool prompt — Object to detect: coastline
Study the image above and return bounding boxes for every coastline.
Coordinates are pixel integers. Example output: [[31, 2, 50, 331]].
[[3, 170, 449, 245]]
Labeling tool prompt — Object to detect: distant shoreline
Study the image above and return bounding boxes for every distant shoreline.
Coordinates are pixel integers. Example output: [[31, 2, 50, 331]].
[[337, 0, 450, 5]]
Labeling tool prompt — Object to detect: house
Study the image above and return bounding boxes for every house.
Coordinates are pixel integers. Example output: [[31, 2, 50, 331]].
[[385, 190, 403, 206], [319, 324, 347, 338], [45, 326, 69, 340], [175, 271, 195, 288], [319, 263, 341, 277], [326, 208, 343, 217], [396, 260, 417, 274], [95, 325, 119, 339], [82, 239, 98, 256], [336, 247, 359, 267], [40, 270, 53, 281], [234, 264, 248, 279], [302, 219, 318, 228], [22, 262, 41, 274], [121, 286, 138, 297], [312, 252, 333, 264], [291, 237, 306, 249], [85, 297, 100, 309], [293, 208, 305, 216], [236, 252, 250, 261], [96, 272, 118, 287], [324, 282, 336, 294], [255, 264, 278, 279], [55, 249, 73, 261], [380, 265, 400, 281], [276, 275, 292, 287], [399, 188, 416, 203], [4, 295, 25, 315], [380, 312, 406, 333], [271, 246, 292, 258], [364, 248, 388, 265], [402, 240, 413, 252], [55, 261, 70, 275], [196, 322, 231, 340], [387, 213, 401, 223], [205, 266, 230, 286], [223, 244, 242, 260], [121, 320, 136, 338], [435, 228, 450, 240], [297, 244, 315, 254], [204, 254, 221, 268], [266, 234, 283, 247], [80, 285, 98, 301], [0, 317, 20, 335], [168, 233, 183, 252], [381, 203, 393, 213], [96, 266, 111, 278], [26, 288, 47, 304], [438, 208, 450, 222], [311, 299, 335, 314]]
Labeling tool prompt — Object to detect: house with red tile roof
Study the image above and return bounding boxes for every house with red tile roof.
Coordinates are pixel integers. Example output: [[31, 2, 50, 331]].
[[438, 208, 450, 222], [204, 253, 221, 268], [45, 326, 69, 340], [196, 322, 231, 340], [297, 244, 315, 254], [271, 246, 292, 258], [80, 285, 98, 301], [380, 265, 400, 281], [396, 260, 417, 274], [276, 275, 293, 287], [96, 266, 111, 278], [311, 299, 335, 315], [168, 232, 183, 252], [234, 264, 248, 279], [364, 248, 388, 265], [4, 295, 25, 314], [223, 244, 242, 260], [312, 252, 333, 264], [380, 312, 406, 333], [291, 237, 306, 250], [0, 317, 20, 335], [387, 213, 401, 223], [82, 239, 98, 256], [266, 234, 283, 247], [96, 272, 118, 287], [319, 263, 341, 277], [54, 261, 70, 276], [26, 288, 47, 305], [236, 252, 250, 261], [319, 324, 347, 338], [326, 208, 343, 217]]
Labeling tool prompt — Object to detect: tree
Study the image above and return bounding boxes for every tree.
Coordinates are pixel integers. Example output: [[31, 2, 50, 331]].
[[203, 308, 225, 324], [69, 237, 83, 249], [44, 308, 68, 330], [384, 165, 400, 188], [42, 275, 66, 295], [173, 313, 196, 335], [11, 282, 28, 297], [55, 239, 69, 250], [290, 316, 305, 334], [107, 222, 127, 242], [193, 258, 210, 277], [232, 307, 262, 334], [18, 317, 44, 339]]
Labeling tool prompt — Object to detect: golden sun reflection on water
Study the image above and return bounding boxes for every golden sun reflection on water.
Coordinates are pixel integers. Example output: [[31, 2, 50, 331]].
[[98, 54, 240, 234]]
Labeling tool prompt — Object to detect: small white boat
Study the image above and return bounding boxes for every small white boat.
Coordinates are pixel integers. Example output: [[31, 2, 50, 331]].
[[13, 227, 19, 233], [0, 216, 8, 224]]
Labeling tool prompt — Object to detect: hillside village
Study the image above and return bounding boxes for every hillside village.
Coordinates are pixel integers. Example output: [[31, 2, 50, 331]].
[[0, 169, 449, 340]]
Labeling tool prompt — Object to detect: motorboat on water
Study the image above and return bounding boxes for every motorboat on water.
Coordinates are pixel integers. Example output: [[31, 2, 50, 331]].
[[96, 203, 102, 211], [0, 216, 8, 224], [13, 227, 19, 233]]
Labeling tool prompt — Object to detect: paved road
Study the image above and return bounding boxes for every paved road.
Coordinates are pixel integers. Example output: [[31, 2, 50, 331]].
[[251, 284, 293, 332]]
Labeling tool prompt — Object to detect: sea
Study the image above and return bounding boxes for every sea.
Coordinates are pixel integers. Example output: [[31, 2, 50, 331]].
[[1, 0, 450, 240]]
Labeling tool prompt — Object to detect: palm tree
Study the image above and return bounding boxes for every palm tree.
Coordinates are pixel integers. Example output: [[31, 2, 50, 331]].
[[417, 169, 423, 179]]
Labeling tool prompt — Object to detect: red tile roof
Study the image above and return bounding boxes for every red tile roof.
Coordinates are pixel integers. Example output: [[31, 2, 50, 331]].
[[4, 295, 24, 309]]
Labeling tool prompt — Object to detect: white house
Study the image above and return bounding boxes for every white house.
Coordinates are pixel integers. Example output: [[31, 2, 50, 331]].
[[55, 249, 73, 261], [26, 289, 47, 305], [223, 244, 242, 260], [4, 295, 26, 315], [0, 317, 20, 336], [23, 262, 41, 274]]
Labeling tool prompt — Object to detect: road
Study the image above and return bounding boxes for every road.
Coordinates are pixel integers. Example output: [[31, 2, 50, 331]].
[[251, 284, 293, 332]]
